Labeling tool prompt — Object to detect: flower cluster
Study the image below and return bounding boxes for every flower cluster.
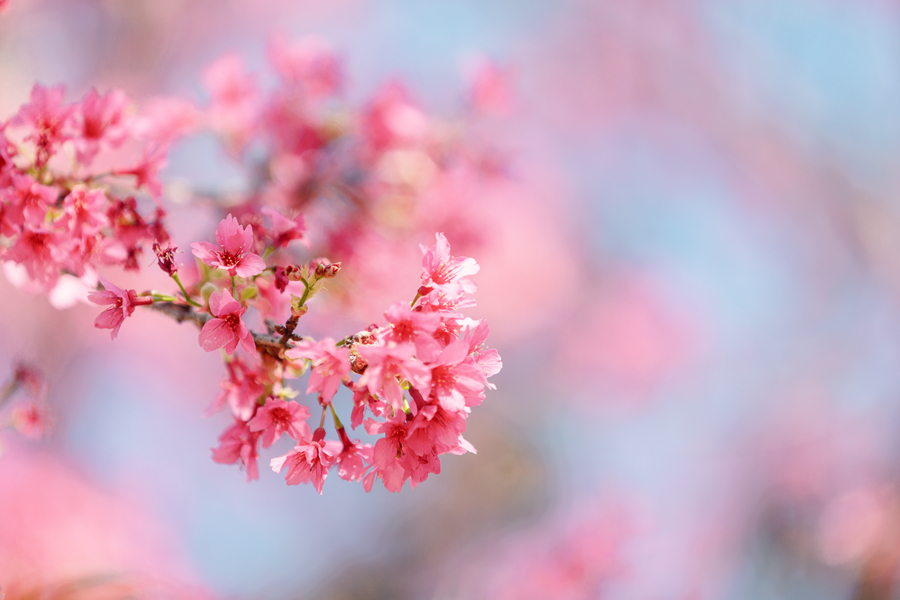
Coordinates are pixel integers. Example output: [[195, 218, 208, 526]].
[[191, 222, 500, 493], [1, 37, 503, 495], [194, 37, 505, 316], [0, 84, 186, 305]]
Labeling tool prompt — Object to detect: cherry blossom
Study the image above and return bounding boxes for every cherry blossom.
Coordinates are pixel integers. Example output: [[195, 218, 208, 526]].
[[286, 338, 350, 404], [88, 277, 152, 339], [270, 428, 341, 494], [191, 214, 266, 278], [199, 289, 254, 355], [248, 397, 311, 448]]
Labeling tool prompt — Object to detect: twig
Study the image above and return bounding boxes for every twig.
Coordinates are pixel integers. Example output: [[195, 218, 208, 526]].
[[146, 302, 297, 354]]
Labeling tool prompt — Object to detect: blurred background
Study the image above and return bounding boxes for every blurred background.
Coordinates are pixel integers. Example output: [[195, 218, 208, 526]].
[[3, 0, 900, 598]]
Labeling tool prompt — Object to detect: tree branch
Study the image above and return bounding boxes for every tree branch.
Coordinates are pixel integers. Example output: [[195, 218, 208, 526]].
[[146, 301, 297, 355]]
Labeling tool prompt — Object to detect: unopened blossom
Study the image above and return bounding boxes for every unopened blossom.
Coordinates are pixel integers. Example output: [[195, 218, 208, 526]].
[[212, 419, 261, 482], [199, 289, 254, 355], [270, 427, 341, 494], [286, 338, 350, 404], [191, 214, 266, 277], [88, 277, 151, 340], [12, 361, 45, 399], [10, 402, 46, 439], [247, 397, 311, 448]]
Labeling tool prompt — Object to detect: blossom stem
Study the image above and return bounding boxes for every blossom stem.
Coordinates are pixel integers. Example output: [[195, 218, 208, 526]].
[[410, 292, 421, 307], [146, 301, 297, 352], [319, 406, 327, 429], [0, 377, 19, 407], [231, 276, 237, 298], [149, 293, 178, 302], [329, 403, 343, 430], [172, 273, 201, 307]]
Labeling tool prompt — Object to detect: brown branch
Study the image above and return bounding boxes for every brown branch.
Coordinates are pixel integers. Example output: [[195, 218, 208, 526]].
[[145, 301, 297, 355]]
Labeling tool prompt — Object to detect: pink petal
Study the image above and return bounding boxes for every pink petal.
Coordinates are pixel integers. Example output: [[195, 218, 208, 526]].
[[234, 253, 266, 278], [191, 241, 219, 265], [199, 318, 235, 352]]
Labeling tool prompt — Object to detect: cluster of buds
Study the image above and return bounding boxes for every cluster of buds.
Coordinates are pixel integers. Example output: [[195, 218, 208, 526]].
[[0, 361, 48, 451]]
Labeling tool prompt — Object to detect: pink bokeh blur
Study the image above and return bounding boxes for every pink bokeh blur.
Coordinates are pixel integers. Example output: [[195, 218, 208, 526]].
[[3, 0, 900, 598]]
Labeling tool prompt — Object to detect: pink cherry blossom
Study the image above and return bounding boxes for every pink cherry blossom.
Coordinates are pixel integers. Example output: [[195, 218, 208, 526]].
[[202, 54, 261, 153], [58, 185, 108, 236], [270, 427, 341, 494], [356, 342, 431, 413], [211, 419, 261, 482], [207, 355, 266, 420], [419, 232, 480, 291], [267, 34, 341, 99], [5, 225, 73, 285], [114, 143, 167, 198], [199, 289, 255, 355], [286, 338, 350, 404], [247, 397, 311, 449], [2, 172, 58, 229], [191, 214, 266, 278], [10, 84, 75, 168], [382, 301, 441, 361], [428, 338, 488, 412], [88, 277, 151, 340], [261, 206, 307, 248], [73, 87, 130, 165], [335, 425, 374, 483], [366, 417, 441, 492], [406, 394, 471, 457]]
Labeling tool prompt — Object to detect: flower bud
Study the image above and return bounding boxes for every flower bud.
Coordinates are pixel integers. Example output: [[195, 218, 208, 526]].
[[240, 285, 258, 302], [349, 351, 368, 375], [311, 258, 341, 279], [290, 295, 309, 318], [200, 282, 218, 304], [153, 241, 178, 276]]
